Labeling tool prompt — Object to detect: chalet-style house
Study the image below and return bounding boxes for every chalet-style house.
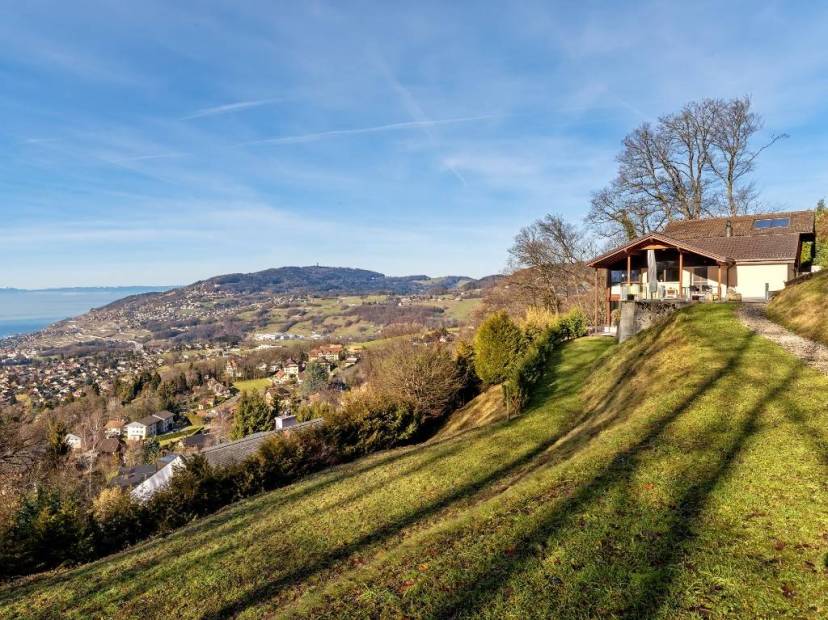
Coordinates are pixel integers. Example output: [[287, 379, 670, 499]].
[[589, 210, 816, 325]]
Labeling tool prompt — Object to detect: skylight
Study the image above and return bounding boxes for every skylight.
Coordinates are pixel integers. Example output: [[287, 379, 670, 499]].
[[752, 217, 790, 230]]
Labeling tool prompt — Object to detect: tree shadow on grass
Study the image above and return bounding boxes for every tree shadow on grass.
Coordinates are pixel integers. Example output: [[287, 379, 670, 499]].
[[0, 431, 478, 613], [425, 329, 761, 618]]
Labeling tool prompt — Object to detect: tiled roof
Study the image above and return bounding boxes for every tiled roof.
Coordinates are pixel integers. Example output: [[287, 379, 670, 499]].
[[201, 419, 323, 469], [663, 210, 814, 239], [98, 437, 121, 453], [687, 233, 803, 262], [153, 410, 175, 420], [590, 211, 814, 267]]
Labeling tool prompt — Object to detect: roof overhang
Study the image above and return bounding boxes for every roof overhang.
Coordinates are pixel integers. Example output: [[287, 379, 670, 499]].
[[588, 233, 734, 269]]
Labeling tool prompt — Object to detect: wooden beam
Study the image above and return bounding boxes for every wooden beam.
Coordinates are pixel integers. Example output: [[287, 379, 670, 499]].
[[593, 269, 599, 328], [717, 263, 723, 300], [639, 244, 671, 251], [626, 254, 632, 285], [678, 251, 684, 299]]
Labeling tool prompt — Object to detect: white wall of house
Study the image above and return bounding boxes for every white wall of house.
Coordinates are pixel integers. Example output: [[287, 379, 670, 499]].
[[732, 263, 792, 299], [126, 422, 156, 440]]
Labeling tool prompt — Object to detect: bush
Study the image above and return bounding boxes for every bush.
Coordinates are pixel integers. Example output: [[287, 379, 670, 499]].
[[502, 308, 588, 416], [369, 341, 462, 420], [473, 311, 525, 385], [0, 488, 92, 578]]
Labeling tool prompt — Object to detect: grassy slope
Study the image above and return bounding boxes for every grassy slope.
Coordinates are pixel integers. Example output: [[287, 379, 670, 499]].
[[3, 305, 828, 619], [431, 384, 507, 441], [768, 270, 828, 345]]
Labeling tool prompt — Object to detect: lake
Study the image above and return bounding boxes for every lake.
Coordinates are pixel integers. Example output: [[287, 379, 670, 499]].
[[0, 287, 171, 339]]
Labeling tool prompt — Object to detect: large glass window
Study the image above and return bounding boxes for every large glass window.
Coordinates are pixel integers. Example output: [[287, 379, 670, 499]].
[[657, 260, 679, 282], [610, 270, 627, 285]]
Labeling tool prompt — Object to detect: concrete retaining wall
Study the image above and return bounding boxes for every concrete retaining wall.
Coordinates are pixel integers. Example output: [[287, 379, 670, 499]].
[[617, 300, 690, 343]]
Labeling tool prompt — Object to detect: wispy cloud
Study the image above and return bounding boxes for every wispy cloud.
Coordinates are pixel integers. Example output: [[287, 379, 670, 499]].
[[182, 98, 284, 120], [243, 115, 498, 146], [113, 152, 186, 163], [374, 55, 470, 185]]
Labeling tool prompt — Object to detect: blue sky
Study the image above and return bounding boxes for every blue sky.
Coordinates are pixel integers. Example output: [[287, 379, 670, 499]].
[[3, 1, 828, 287]]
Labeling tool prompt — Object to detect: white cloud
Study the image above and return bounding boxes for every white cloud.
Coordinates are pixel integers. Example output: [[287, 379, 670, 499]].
[[182, 98, 285, 120], [242, 115, 499, 146]]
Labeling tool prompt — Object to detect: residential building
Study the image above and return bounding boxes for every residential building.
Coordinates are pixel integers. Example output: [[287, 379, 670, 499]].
[[589, 210, 817, 324], [125, 416, 159, 441], [65, 433, 83, 450]]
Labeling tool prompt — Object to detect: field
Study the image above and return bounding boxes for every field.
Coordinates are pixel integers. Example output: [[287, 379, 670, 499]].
[[232, 378, 272, 393], [3, 304, 828, 618], [768, 270, 828, 345], [255, 295, 482, 341]]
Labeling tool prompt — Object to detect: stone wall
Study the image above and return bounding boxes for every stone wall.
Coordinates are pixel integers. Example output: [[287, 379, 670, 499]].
[[617, 300, 690, 343]]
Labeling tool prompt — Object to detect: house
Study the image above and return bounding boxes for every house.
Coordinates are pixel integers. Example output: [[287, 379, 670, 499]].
[[152, 410, 176, 434], [283, 359, 302, 377], [104, 419, 125, 438], [130, 419, 324, 501], [272, 369, 290, 385], [98, 437, 122, 457], [125, 416, 159, 441], [65, 433, 83, 450], [588, 210, 817, 324], [310, 345, 343, 363], [179, 433, 212, 452]]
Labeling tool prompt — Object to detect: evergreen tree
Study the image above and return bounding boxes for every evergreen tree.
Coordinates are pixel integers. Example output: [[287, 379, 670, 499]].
[[473, 311, 525, 385], [302, 362, 329, 395], [231, 391, 274, 439]]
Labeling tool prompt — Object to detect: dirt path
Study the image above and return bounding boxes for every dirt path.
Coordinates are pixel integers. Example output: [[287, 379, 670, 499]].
[[738, 303, 828, 374]]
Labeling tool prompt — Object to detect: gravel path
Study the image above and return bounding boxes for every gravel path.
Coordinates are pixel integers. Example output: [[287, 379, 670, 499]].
[[738, 303, 828, 374]]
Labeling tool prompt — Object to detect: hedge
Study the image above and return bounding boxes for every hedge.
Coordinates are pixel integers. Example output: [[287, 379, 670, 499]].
[[501, 309, 588, 416]]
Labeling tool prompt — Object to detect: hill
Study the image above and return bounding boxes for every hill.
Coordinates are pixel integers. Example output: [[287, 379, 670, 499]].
[[3, 304, 827, 618], [3, 267, 490, 352], [767, 270, 828, 346]]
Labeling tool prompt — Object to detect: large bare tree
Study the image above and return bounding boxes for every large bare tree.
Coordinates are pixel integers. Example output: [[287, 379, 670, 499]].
[[589, 96, 785, 240]]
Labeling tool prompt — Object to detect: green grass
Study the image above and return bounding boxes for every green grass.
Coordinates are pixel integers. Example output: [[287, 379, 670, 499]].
[[232, 378, 272, 393], [158, 425, 204, 447], [3, 305, 828, 618], [768, 270, 828, 345]]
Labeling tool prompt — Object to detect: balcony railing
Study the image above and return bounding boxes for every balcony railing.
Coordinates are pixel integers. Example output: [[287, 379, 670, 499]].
[[618, 282, 723, 302]]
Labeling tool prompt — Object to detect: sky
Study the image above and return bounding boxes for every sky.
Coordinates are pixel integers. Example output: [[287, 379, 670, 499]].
[[3, 1, 828, 288]]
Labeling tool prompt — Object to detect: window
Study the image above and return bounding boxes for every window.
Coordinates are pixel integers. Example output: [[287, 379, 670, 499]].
[[657, 260, 679, 282], [752, 217, 790, 230], [610, 269, 639, 284]]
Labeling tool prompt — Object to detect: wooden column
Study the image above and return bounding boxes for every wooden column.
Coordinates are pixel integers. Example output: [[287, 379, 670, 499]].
[[606, 280, 611, 326], [678, 251, 684, 299], [717, 264, 723, 300], [626, 254, 632, 285], [593, 269, 599, 328]]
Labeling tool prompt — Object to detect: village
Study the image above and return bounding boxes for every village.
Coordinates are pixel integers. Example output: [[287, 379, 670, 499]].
[[55, 342, 365, 494]]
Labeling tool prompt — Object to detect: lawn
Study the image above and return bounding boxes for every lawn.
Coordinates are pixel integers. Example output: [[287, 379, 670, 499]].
[[232, 378, 272, 393], [3, 304, 828, 618], [157, 425, 204, 447], [768, 270, 828, 345]]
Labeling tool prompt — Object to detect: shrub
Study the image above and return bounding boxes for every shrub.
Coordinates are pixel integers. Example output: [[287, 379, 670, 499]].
[[473, 311, 525, 385], [557, 309, 588, 340], [0, 488, 92, 578], [502, 308, 588, 416], [369, 341, 462, 420]]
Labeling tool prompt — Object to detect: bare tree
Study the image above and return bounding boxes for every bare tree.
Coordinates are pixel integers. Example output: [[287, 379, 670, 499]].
[[369, 341, 461, 420], [589, 96, 785, 239], [709, 96, 787, 215], [508, 215, 595, 313]]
